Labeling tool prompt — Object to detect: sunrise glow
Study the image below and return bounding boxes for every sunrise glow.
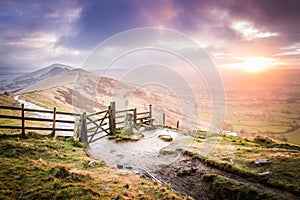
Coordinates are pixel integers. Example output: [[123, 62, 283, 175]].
[[242, 57, 275, 72], [222, 57, 276, 73]]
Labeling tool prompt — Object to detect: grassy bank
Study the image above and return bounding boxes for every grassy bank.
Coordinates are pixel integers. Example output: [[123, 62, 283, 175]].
[[185, 131, 300, 195], [0, 134, 187, 200]]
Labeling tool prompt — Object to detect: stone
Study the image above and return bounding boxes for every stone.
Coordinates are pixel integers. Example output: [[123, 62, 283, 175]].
[[158, 134, 173, 142], [258, 171, 271, 175], [254, 159, 269, 164], [88, 160, 97, 167], [103, 187, 112, 191], [117, 164, 123, 169], [125, 165, 133, 170], [14, 175, 22, 179], [139, 127, 146, 131]]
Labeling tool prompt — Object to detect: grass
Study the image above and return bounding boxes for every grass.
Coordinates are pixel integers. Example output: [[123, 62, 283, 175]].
[[185, 132, 300, 195], [203, 174, 277, 200], [0, 133, 187, 200]]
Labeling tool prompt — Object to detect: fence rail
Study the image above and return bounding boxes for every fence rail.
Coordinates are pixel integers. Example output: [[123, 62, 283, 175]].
[[0, 104, 79, 137]]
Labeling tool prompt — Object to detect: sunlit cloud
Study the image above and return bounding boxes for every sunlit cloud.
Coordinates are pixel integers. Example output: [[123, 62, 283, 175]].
[[232, 21, 278, 40]]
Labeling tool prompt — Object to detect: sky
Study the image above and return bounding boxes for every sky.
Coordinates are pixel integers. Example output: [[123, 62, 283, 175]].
[[0, 0, 300, 74]]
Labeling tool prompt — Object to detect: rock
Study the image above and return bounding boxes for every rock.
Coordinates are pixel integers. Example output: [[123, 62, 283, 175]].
[[158, 134, 173, 142], [125, 165, 133, 170], [88, 160, 97, 167], [103, 187, 112, 191], [14, 175, 22, 179], [139, 127, 146, 131], [117, 164, 123, 169], [254, 159, 269, 164], [258, 171, 271, 175], [123, 184, 129, 189]]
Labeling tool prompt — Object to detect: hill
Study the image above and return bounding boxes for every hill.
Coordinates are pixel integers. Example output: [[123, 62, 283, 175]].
[[0, 63, 74, 93]]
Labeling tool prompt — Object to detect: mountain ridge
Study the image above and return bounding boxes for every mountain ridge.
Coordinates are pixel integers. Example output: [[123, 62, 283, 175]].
[[0, 63, 75, 93]]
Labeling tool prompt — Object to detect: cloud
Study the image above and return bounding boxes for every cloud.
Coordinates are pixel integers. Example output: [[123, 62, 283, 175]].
[[0, 0, 82, 72], [58, 0, 147, 50]]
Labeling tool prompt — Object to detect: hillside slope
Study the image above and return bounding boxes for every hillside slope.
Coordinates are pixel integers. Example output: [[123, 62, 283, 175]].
[[0, 63, 74, 93]]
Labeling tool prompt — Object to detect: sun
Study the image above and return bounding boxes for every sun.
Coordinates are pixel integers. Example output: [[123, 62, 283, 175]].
[[241, 57, 274, 73]]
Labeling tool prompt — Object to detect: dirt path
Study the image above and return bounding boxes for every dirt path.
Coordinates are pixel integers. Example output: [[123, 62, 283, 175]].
[[88, 128, 299, 200], [151, 155, 299, 200]]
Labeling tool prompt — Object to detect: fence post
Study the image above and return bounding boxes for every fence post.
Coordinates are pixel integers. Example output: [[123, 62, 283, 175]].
[[149, 105, 153, 125], [133, 108, 137, 124], [52, 107, 56, 137], [21, 104, 25, 136], [81, 112, 88, 146], [109, 102, 116, 134], [176, 120, 179, 129], [162, 113, 165, 126]]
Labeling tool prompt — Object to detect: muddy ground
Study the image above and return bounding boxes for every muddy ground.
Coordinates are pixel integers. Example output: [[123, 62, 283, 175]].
[[151, 154, 299, 200]]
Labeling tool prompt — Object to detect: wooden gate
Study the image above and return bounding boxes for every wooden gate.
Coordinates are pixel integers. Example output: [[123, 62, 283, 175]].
[[78, 102, 153, 146], [85, 109, 111, 144]]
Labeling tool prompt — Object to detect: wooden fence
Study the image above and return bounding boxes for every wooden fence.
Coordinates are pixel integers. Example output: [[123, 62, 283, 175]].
[[0, 104, 80, 137], [0, 102, 153, 145]]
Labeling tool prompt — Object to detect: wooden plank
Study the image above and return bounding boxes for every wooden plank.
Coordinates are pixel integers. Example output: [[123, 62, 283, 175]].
[[88, 134, 107, 143], [87, 122, 108, 131], [54, 119, 75, 124], [0, 105, 21, 110], [87, 110, 108, 117], [24, 127, 74, 131], [25, 127, 53, 131], [137, 111, 149, 115], [86, 116, 109, 125], [0, 115, 22, 120]]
